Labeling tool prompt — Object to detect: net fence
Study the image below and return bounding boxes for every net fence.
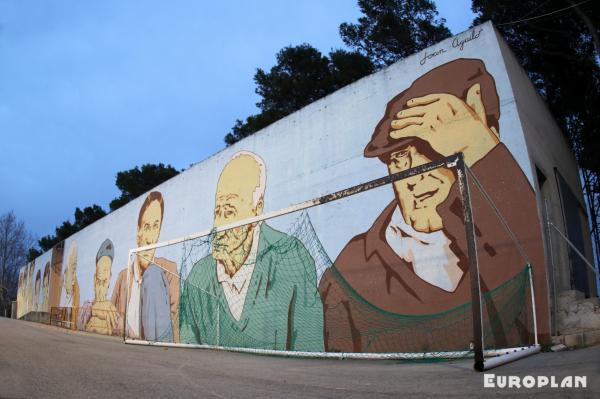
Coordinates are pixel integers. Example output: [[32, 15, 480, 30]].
[[176, 211, 329, 351], [124, 156, 538, 359], [323, 263, 532, 355], [129, 207, 534, 358]]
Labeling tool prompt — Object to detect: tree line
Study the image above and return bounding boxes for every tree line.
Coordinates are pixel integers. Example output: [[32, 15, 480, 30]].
[[2, 163, 180, 302], [28, 163, 180, 260], [224, 0, 600, 267]]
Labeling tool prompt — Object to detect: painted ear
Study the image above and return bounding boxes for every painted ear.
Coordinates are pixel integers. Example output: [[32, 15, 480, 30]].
[[466, 83, 487, 125]]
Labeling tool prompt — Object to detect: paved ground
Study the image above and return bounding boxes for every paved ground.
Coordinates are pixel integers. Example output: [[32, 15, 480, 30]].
[[0, 317, 598, 398]]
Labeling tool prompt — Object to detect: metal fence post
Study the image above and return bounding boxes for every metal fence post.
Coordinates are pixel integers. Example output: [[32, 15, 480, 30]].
[[456, 153, 484, 371]]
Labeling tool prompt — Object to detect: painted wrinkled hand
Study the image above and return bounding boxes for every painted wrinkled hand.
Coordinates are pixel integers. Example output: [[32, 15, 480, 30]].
[[389, 84, 499, 167], [94, 301, 118, 335]]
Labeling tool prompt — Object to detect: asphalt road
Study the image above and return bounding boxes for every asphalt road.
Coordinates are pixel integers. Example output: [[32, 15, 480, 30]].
[[0, 317, 598, 398]]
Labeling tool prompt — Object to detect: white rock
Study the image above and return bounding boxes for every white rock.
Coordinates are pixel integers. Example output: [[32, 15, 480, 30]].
[[550, 344, 567, 352], [557, 289, 600, 333], [579, 311, 600, 330]]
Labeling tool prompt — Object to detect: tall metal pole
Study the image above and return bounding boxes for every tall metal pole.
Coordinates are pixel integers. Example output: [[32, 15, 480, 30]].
[[456, 153, 484, 371], [544, 199, 559, 335], [527, 264, 539, 346]]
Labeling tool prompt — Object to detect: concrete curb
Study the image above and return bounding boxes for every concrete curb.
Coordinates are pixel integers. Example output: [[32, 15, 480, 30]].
[[552, 329, 600, 349], [16, 317, 123, 342]]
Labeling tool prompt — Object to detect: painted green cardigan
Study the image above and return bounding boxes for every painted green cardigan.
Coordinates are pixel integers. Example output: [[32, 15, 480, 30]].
[[179, 223, 324, 351]]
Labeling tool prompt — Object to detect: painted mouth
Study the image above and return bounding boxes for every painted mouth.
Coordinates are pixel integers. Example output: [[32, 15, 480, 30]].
[[414, 188, 439, 202]]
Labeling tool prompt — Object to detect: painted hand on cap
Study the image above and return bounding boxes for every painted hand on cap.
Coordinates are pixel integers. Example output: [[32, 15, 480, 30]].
[[389, 84, 499, 167]]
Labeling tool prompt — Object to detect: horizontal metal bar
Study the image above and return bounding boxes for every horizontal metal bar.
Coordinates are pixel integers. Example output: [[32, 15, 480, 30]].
[[480, 345, 541, 371], [132, 154, 460, 253], [125, 339, 532, 361]]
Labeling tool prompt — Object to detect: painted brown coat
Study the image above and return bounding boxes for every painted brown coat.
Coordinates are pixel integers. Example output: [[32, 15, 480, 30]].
[[319, 144, 550, 352]]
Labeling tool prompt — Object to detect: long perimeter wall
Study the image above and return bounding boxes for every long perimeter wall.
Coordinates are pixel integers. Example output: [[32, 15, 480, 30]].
[[18, 22, 585, 352]]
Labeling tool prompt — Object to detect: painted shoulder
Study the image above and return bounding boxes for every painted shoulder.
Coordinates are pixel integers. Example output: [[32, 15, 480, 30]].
[[185, 254, 216, 286], [155, 257, 177, 273], [116, 268, 127, 282]]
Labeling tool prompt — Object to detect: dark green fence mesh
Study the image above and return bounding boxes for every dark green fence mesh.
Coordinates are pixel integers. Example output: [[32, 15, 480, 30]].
[[166, 211, 533, 357]]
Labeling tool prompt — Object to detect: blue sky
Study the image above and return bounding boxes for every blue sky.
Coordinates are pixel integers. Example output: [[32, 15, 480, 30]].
[[0, 0, 475, 241]]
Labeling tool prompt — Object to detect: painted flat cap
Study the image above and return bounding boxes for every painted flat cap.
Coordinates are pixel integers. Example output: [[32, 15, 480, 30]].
[[364, 58, 500, 163], [96, 239, 114, 262]]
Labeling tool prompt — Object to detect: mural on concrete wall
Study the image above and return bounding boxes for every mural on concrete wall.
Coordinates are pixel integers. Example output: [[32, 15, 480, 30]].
[[179, 151, 324, 350], [16, 268, 25, 318], [27, 261, 34, 314], [63, 242, 80, 327], [21, 263, 29, 317], [34, 270, 41, 311], [319, 58, 548, 352], [48, 242, 64, 312], [79, 239, 120, 335], [16, 26, 552, 354], [117, 191, 179, 342], [41, 262, 50, 312], [18, 261, 37, 317], [17, 246, 63, 318]]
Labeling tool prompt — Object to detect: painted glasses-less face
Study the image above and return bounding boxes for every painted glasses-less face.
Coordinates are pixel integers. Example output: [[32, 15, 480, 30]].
[[388, 145, 456, 233], [136, 200, 163, 271], [212, 154, 264, 277], [94, 256, 112, 301]]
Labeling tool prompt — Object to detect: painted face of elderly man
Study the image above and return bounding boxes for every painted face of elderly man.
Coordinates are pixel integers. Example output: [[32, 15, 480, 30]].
[[86, 239, 119, 336], [180, 151, 324, 351], [319, 58, 549, 353], [212, 152, 265, 278], [380, 76, 499, 238]]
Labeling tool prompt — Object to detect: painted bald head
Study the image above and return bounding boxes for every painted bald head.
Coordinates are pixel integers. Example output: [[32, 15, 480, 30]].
[[214, 151, 266, 228], [212, 151, 266, 276]]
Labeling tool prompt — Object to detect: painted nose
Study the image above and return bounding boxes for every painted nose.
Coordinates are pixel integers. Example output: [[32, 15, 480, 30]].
[[406, 173, 427, 189]]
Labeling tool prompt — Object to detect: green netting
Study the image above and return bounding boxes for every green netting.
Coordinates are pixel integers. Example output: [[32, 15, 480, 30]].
[[170, 211, 533, 356], [178, 214, 325, 351], [322, 262, 531, 354]]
